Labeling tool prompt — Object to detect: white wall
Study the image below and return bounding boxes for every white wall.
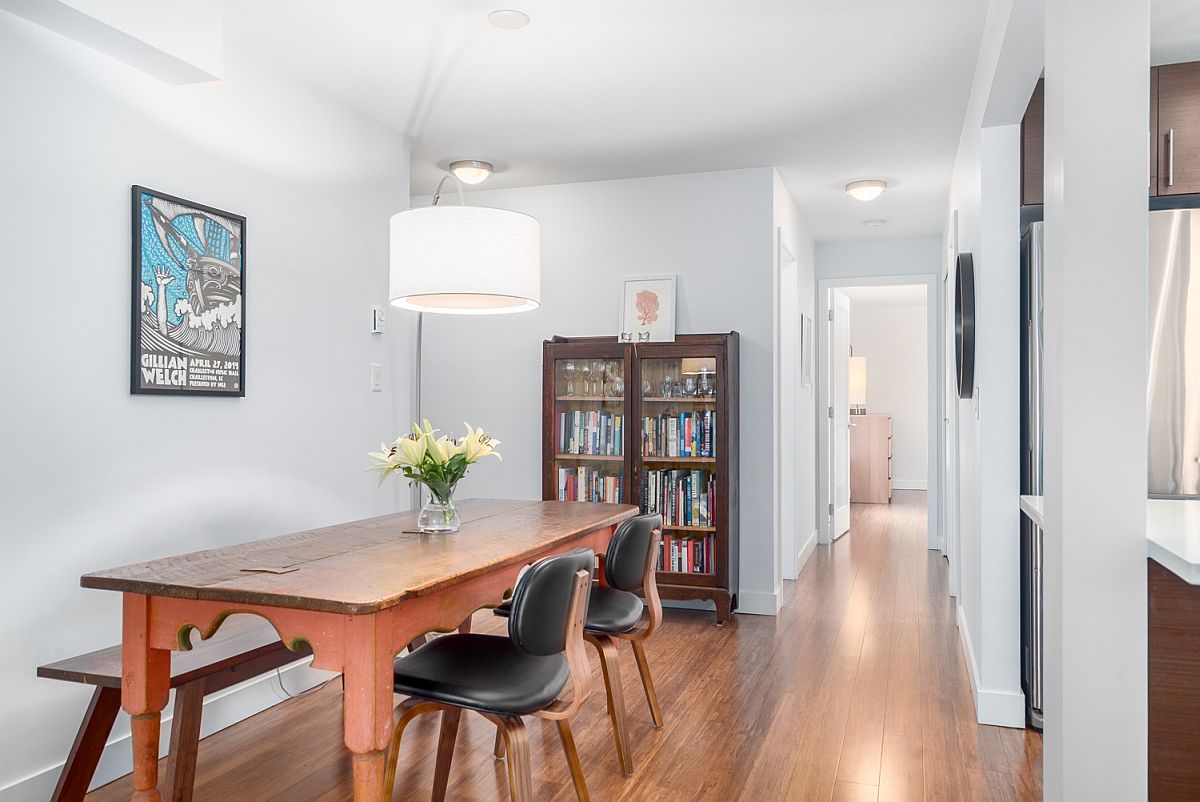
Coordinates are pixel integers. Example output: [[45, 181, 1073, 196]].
[[816, 235, 943, 282], [1042, 0, 1149, 796], [416, 167, 801, 615], [774, 172, 819, 582], [849, 301, 928, 489], [0, 14, 410, 800], [943, 0, 1042, 729]]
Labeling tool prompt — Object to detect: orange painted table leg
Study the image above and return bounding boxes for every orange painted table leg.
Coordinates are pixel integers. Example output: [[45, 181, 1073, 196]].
[[122, 594, 171, 802], [342, 613, 395, 802]]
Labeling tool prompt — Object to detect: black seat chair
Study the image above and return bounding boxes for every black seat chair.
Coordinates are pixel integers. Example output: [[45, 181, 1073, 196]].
[[495, 513, 664, 775], [384, 548, 595, 802]]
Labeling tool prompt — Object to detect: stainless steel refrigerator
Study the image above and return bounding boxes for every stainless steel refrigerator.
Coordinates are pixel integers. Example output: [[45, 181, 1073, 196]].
[[1149, 207, 1200, 498], [1020, 219, 1045, 731], [1020, 203, 1200, 731]]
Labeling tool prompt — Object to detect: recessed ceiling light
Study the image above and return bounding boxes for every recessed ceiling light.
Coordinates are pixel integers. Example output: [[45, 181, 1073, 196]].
[[863, 219, 887, 229], [488, 9, 530, 29], [846, 179, 888, 202], [449, 160, 494, 185]]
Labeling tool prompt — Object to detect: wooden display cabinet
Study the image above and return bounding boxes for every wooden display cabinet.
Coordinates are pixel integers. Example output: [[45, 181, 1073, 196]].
[[542, 333, 740, 623]]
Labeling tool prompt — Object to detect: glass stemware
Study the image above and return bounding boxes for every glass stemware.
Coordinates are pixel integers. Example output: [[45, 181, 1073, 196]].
[[578, 361, 592, 397], [563, 361, 576, 396]]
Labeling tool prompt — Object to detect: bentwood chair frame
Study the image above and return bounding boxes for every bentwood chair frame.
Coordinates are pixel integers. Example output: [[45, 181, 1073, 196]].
[[586, 525, 663, 775], [494, 522, 664, 776], [383, 567, 594, 802]]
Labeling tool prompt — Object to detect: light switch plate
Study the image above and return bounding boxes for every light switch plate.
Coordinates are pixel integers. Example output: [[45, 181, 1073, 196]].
[[371, 306, 386, 334], [370, 363, 383, 392]]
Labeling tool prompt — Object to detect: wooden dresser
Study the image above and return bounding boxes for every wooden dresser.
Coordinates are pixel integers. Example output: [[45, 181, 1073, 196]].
[[850, 413, 891, 504]]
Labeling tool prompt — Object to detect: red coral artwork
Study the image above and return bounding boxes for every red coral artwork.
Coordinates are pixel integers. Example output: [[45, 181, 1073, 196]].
[[635, 290, 660, 326]]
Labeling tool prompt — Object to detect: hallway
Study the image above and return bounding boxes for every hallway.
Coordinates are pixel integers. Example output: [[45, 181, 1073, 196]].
[[88, 492, 1041, 801]]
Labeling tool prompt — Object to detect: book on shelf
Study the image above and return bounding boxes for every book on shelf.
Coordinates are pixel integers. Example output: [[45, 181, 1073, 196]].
[[558, 465, 623, 504], [655, 533, 715, 575], [641, 469, 716, 528], [559, 409, 623, 456], [641, 409, 717, 458]]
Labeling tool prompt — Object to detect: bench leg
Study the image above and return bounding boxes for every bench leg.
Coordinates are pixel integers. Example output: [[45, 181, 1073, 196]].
[[50, 686, 122, 802], [165, 679, 205, 802]]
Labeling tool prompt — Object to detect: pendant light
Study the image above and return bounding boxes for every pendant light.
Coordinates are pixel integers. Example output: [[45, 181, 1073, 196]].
[[389, 174, 540, 314]]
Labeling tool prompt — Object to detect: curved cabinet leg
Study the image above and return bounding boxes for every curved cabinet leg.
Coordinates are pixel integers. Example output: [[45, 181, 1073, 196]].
[[555, 719, 590, 801], [630, 640, 664, 729], [432, 708, 462, 801], [590, 634, 634, 776]]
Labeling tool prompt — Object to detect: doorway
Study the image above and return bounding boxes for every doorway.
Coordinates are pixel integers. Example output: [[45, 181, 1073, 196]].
[[817, 276, 941, 548]]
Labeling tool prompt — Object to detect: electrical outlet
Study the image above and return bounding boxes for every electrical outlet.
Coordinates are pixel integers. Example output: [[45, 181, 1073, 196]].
[[371, 306, 386, 334], [370, 363, 383, 392]]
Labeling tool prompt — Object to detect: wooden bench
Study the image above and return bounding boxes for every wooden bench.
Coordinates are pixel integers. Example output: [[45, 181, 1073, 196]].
[[37, 616, 313, 802]]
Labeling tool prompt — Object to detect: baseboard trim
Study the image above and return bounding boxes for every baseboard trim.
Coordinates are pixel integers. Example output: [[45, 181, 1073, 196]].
[[0, 658, 333, 801], [892, 479, 928, 490], [956, 603, 1026, 729], [738, 589, 781, 616], [797, 529, 818, 573]]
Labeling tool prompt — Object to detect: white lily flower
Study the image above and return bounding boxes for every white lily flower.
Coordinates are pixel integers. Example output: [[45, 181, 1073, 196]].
[[459, 421, 502, 463]]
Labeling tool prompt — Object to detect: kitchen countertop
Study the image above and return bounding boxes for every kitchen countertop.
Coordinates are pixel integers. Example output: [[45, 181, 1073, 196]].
[[1019, 495, 1200, 585]]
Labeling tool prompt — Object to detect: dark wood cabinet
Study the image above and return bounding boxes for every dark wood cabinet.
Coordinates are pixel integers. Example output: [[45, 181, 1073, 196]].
[[542, 333, 740, 623], [1149, 559, 1200, 800], [1157, 61, 1200, 196], [1021, 79, 1045, 207], [1021, 61, 1200, 205]]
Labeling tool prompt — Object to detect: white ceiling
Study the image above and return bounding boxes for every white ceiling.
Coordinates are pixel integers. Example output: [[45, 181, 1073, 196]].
[[223, 1, 1200, 242], [1153, 0, 1200, 65], [841, 284, 928, 308], [225, 1, 989, 241]]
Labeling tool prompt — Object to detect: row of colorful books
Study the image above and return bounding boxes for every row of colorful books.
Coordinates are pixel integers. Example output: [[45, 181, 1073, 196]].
[[641, 410, 716, 458], [556, 466, 623, 504], [641, 469, 715, 528], [656, 534, 715, 575], [559, 410, 624, 456]]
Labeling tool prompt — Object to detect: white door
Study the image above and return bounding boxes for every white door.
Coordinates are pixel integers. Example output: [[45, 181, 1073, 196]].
[[831, 289, 851, 539]]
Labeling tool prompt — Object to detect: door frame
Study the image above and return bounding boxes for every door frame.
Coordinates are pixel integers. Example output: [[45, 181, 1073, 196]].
[[816, 273, 943, 550], [776, 235, 801, 581]]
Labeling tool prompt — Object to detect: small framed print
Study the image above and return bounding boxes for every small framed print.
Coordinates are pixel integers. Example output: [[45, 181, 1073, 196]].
[[131, 186, 245, 396], [618, 274, 677, 343]]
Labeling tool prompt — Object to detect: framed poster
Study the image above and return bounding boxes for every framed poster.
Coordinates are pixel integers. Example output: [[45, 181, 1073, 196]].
[[617, 274, 677, 343], [131, 186, 245, 396]]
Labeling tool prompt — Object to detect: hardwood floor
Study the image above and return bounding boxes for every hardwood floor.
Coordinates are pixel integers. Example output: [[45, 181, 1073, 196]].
[[88, 492, 1041, 801]]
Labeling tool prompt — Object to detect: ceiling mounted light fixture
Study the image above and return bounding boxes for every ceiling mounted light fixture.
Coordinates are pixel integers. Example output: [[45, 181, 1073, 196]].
[[449, 160, 494, 185], [488, 9, 530, 29], [846, 179, 888, 202], [863, 219, 887, 229]]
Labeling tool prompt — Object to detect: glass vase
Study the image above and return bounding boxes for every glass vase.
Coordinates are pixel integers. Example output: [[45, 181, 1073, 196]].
[[418, 487, 461, 533]]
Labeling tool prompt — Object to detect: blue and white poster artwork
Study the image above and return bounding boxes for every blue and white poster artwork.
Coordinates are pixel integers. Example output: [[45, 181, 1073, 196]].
[[131, 186, 246, 396]]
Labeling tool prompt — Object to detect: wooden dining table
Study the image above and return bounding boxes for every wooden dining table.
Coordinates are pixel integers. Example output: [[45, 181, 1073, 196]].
[[80, 498, 637, 802]]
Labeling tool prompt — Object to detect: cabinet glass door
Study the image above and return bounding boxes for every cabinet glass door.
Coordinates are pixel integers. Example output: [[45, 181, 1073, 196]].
[[637, 355, 719, 577], [551, 356, 627, 503]]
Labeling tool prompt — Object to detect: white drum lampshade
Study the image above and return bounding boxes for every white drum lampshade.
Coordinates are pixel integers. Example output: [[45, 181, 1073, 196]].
[[389, 205, 540, 314], [849, 355, 868, 414]]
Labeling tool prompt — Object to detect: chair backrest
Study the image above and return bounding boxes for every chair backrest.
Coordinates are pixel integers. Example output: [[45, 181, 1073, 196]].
[[508, 548, 595, 657], [604, 514, 663, 593]]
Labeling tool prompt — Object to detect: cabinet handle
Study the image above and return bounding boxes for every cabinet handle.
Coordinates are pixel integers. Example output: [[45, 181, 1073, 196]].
[[1168, 128, 1175, 187]]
